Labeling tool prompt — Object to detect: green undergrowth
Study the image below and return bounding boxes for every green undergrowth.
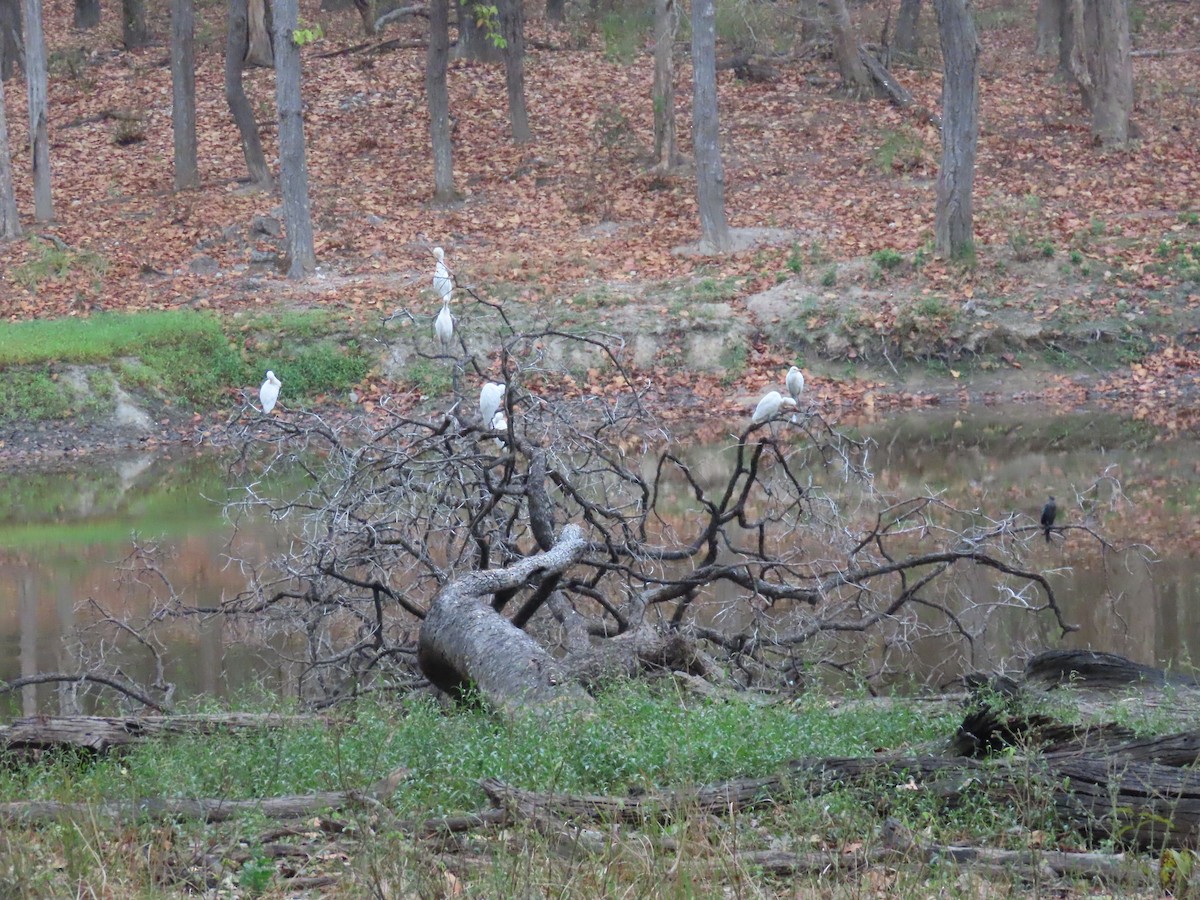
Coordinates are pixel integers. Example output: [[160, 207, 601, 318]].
[[0, 309, 371, 424]]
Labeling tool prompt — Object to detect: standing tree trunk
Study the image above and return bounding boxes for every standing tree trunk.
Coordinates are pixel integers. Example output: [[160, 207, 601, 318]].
[[225, 0, 272, 187], [690, 0, 731, 252], [73, 0, 100, 29], [0, 71, 20, 239], [828, 0, 874, 96], [932, 0, 978, 260], [456, 0, 501, 61], [273, 0, 317, 276], [427, 0, 456, 201], [894, 0, 921, 59], [545, 0, 563, 23], [1058, 0, 1082, 80], [122, 0, 150, 48], [1035, 0, 1060, 56], [245, 0, 273, 66], [171, 0, 199, 190], [1078, 0, 1132, 146], [499, 0, 529, 143], [0, 0, 23, 81], [651, 0, 679, 171], [21, 0, 51, 221]]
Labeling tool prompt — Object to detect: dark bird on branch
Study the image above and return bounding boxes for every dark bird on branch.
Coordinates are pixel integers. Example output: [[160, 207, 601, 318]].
[[1040, 495, 1057, 543]]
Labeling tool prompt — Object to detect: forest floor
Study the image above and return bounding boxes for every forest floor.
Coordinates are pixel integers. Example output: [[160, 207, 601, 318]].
[[0, 0, 1198, 461]]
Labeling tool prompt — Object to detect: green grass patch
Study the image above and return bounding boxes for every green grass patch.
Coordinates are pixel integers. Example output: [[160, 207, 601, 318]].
[[0, 311, 221, 367], [11, 237, 107, 289]]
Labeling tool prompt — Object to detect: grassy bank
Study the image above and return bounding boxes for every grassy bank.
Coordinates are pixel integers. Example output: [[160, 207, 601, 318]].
[[0, 681, 1176, 897], [0, 309, 372, 425]]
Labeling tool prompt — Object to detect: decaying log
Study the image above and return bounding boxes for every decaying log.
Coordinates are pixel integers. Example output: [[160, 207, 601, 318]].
[[1026, 649, 1200, 689], [857, 45, 941, 126], [418, 524, 593, 714], [0, 792, 355, 827], [0, 713, 327, 754]]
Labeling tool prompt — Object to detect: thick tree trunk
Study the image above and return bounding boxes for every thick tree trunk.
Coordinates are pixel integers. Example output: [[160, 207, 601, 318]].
[[225, 0, 272, 187], [122, 0, 150, 48], [170, 0, 199, 189], [456, 0, 501, 61], [273, 0, 318, 276], [690, 0, 731, 252], [245, 0, 273, 66], [651, 0, 680, 171], [73, 0, 100, 29], [1080, 0, 1132, 146], [894, 0, 921, 59], [418, 524, 593, 714], [828, 0, 874, 96], [499, 0, 530, 143], [1035, 0, 1060, 56], [0, 70, 19, 238], [21, 0, 50, 221], [0, 0, 22, 81], [427, 0, 456, 201], [932, 0, 978, 260], [1059, 0, 1083, 80]]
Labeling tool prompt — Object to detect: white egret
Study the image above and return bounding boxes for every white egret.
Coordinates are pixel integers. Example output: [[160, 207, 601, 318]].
[[259, 370, 281, 414], [490, 409, 508, 447], [786, 366, 805, 402], [432, 247, 453, 304], [434, 301, 454, 350], [751, 390, 796, 425], [480, 381, 506, 428]]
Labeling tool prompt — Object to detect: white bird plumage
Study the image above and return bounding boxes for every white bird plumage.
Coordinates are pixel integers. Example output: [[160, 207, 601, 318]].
[[751, 390, 796, 425], [490, 409, 508, 447], [432, 247, 453, 304], [786, 366, 805, 402], [480, 381, 506, 429], [259, 370, 281, 414], [434, 301, 454, 349]]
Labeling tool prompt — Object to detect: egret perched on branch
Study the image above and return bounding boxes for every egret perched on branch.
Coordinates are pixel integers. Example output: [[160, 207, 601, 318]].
[[1041, 495, 1057, 543], [259, 370, 281, 414], [786, 366, 805, 403], [480, 381, 506, 428], [490, 409, 508, 447], [432, 247, 453, 304], [751, 390, 796, 425], [434, 300, 454, 351]]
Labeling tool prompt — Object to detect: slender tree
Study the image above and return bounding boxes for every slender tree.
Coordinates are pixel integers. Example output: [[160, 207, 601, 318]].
[[225, 0, 272, 187], [0, 72, 21, 239], [21, 0, 51, 221], [427, 0, 456, 201], [273, 0, 317, 276], [690, 0, 731, 252], [73, 0, 100, 29], [545, 0, 564, 23], [894, 0, 922, 59], [122, 0, 150, 48], [499, 0, 529, 143], [651, 0, 679, 171], [1035, 0, 1059, 56], [245, 0, 273, 66], [0, 0, 23, 81], [828, 0, 874, 96], [171, 0, 199, 190], [456, 0, 501, 62], [932, 0, 978, 259], [1074, 0, 1132, 146]]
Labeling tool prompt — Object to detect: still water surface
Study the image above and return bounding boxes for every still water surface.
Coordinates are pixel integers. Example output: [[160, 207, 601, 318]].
[[2, 407, 1197, 717]]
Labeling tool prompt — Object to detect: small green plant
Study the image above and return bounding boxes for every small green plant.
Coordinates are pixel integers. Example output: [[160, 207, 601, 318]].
[[1069, 249, 1084, 266], [1037, 240, 1055, 258], [871, 248, 904, 270], [1178, 211, 1199, 225], [238, 853, 275, 896], [873, 128, 927, 174], [12, 237, 107, 289], [719, 341, 748, 385], [820, 266, 838, 288], [290, 19, 324, 46], [405, 359, 452, 395], [112, 116, 146, 146], [786, 243, 804, 274], [599, 9, 649, 63]]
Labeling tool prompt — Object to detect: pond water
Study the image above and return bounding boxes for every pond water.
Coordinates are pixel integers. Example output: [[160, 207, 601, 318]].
[[2, 407, 1197, 718]]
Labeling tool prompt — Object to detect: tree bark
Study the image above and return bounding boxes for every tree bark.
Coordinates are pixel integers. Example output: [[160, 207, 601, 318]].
[[245, 0, 274, 66], [456, 0, 502, 61], [690, 0, 731, 252], [21, 0, 51, 221], [1079, 0, 1132, 146], [73, 0, 100, 29], [828, 0, 874, 96], [170, 0, 199, 190], [273, 0, 318, 277], [1035, 0, 1060, 56], [499, 0, 530, 143], [894, 0, 921, 59], [0, 713, 328, 753], [122, 0, 150, 48], [0, 0, 21, 81], [418, 524, 593, 715], [651, 0, 679, 171], [225, 0, 272, 187], [545, 0, 564, 23], [0, 71, 19, 238], [1059, 0, 1083, 81], [427, 0, 456, 201], [932, 0, 978, 260]]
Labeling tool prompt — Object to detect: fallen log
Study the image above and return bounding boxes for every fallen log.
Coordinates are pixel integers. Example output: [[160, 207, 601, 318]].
[[1026, 649, 1200, 689], [857, 45, 940, 127], [0, 713, 328, 754]]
